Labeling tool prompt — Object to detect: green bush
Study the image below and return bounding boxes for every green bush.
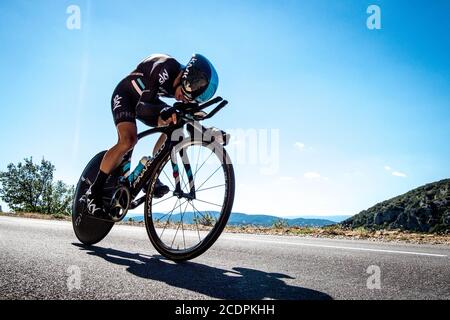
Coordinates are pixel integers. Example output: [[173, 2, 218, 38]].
[[194, 212, 216, 226], [0, 157, 74, 215], [272, 218, 289, 229]]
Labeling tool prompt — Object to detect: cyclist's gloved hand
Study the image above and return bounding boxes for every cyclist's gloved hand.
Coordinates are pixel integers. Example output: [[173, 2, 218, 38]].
[[160, 106, 179, 121], [159, 106, 180, 126]]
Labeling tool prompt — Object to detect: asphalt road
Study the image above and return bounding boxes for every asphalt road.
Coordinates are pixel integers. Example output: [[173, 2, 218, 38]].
[[0, 216, 449, 300]]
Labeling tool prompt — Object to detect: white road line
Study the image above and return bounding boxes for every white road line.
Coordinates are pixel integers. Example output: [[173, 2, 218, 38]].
[[223, 237, 448, 258]]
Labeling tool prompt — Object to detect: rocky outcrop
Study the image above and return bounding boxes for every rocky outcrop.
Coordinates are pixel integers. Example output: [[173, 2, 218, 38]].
[[342, 179, 450, 233]]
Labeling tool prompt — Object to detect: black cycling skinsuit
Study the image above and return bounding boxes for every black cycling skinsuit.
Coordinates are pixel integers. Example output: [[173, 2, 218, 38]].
[[111, 54, 182, 127]]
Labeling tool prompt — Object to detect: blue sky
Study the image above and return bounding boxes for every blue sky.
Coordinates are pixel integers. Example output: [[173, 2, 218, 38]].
[[0, 0, 449, 216]]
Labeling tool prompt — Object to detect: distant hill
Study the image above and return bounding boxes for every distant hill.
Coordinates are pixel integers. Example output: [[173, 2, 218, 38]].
[[125, 212, 335, 227], [227, 213, 335, 227], [342, 179, 450, 233], [289, 215, 352, 223]]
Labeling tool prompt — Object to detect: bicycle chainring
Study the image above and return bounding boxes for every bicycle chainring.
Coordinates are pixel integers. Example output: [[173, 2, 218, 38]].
[[109, 186, 131, 222]]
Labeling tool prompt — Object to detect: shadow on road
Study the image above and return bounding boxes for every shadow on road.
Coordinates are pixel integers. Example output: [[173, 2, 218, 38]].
[[73, 243, 332, 300]]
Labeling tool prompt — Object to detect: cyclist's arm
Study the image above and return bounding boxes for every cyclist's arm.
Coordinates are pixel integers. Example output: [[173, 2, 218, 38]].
[[135, 58, 180, 127], [136, 94, 179, 127], [136, 98, 170, 127]]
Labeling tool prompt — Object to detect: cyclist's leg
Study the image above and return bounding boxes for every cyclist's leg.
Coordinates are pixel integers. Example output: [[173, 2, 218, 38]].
[[86, 80, 138, 214], [87, 122, 137, 216], [99, 122, 137, 174]]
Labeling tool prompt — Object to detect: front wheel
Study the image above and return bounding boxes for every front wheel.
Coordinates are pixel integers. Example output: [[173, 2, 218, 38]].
[[144, 139, 235, 261]]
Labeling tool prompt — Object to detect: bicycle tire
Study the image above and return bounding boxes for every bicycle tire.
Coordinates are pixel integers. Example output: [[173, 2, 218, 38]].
[[144, 139, 235, 262]]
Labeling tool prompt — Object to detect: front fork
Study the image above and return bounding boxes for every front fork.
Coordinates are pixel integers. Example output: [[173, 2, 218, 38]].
[[170, 121, 228, 201], [171, 147, 196, 200]]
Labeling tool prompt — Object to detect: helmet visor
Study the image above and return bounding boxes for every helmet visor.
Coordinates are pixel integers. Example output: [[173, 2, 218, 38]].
[[181, 69, 209, 101]]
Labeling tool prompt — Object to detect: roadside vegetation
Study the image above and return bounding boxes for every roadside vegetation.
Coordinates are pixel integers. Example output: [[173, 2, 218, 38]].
[[343, 179, 450, 233], [0, 157, 74, 216]]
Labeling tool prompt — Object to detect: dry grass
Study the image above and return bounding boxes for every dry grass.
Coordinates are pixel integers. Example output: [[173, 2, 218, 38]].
[[109, 220, 450, 245], [1, 212, 449, 245], [0, 211, 71, 221]]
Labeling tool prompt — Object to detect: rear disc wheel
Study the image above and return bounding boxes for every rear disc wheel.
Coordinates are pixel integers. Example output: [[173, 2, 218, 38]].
[[72, 151, 116, 245]]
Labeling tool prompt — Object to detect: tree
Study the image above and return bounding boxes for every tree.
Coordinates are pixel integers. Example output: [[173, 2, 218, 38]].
[[0, 157, 74, 215]]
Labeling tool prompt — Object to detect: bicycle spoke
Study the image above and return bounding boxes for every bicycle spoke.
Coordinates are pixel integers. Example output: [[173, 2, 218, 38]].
[[194, 144, 202, 181], [195, 165, 223, 192], [170, 202, 186, 249], [189, 201, 202, 242], [193, 149, 214, 182], [170, 220, 180, 248], [152, 195, 176, 206], [157, 198, 187, 222], [159, 199, 188, 239], [159, 198, 179, 239], [189, 202, 219, 238], [196, 184, 225, 193], [190, 201, 215, 223], [179, 201, 189, 250], [162, 169, 175, 190], [193, 198, 223, 208]]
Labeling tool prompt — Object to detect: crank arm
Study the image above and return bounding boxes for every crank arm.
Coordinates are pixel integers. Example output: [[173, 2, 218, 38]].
[[130, 196, 146, 210]]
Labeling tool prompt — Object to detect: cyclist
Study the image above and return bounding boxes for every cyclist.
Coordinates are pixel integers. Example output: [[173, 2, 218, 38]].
[[85, 53, 219, 218]]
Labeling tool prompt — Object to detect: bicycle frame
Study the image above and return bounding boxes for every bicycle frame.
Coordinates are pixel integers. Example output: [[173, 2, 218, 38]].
[[118, 98, 229, 210]]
